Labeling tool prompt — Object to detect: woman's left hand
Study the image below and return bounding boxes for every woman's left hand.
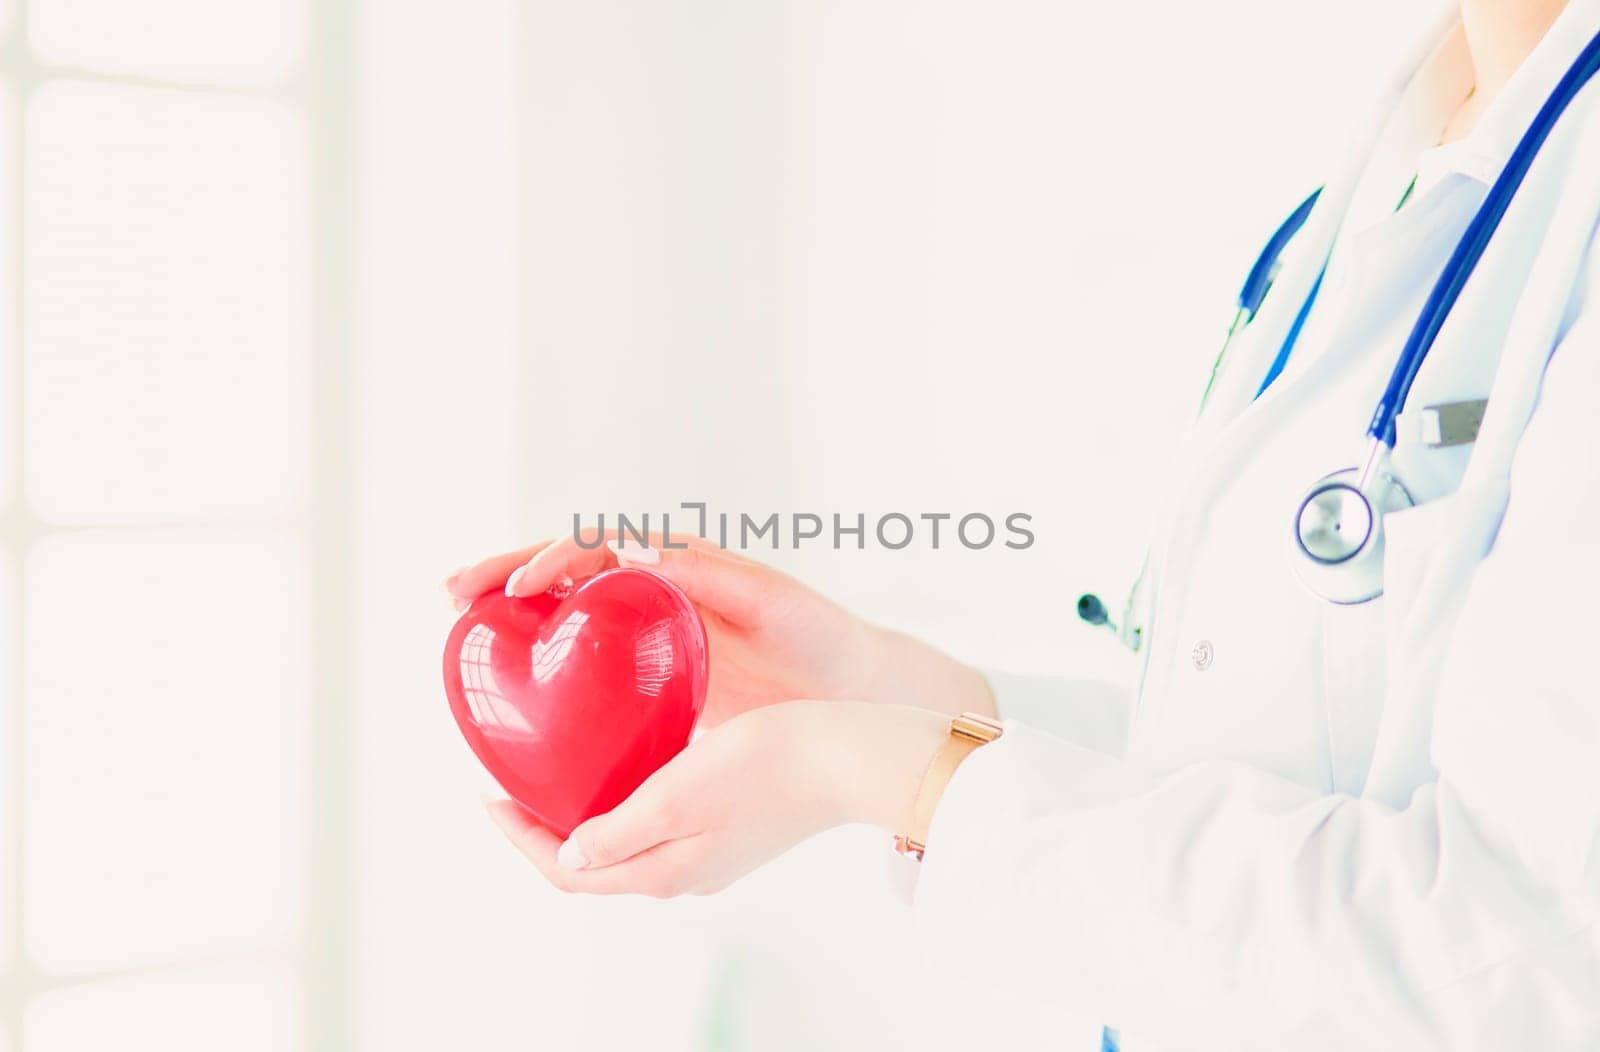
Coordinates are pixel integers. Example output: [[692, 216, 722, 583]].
[[484, 701, 949, 897]]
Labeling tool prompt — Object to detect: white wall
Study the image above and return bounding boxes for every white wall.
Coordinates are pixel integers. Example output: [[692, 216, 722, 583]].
[[508, 0, 1435, 678], [354, 3, 1439, 1050]]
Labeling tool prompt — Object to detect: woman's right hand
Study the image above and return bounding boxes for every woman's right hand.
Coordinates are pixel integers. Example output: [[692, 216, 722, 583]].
[[444, 531, 994, 726]]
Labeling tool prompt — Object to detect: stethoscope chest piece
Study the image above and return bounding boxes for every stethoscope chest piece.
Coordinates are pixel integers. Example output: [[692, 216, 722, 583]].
[[1291, 462, 1414, 605]]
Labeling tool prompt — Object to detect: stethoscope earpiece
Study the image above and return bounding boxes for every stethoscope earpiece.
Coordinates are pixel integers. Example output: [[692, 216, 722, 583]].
[[1077, 592, 1144, 652], [1077, 593, 1111, 626]]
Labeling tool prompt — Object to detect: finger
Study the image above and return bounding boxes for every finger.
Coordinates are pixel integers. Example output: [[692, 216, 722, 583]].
[[446, 543, 553, 600], [483, 798, 571, 885], [504, 528, 783, 628], [610, 536, 774, 626], [558, 835, 708, 897], [505, 532, 620, 597], [559, 771, 690, 871], [485, 798, 703, 897], [503, 526, 721, 597]]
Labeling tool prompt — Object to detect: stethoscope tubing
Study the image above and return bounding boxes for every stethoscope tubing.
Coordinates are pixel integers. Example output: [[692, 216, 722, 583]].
[[1244, 31, 1600, 443], [1369, 28, 1600, 447], [1084, 26, 1600, 630], [1238, 188, 1322, 317]]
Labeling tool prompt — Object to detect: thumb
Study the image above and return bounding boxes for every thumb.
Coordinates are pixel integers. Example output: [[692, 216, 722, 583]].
[[559, 774, 687, 871]]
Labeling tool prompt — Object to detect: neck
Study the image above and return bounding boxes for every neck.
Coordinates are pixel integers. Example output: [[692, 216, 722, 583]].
[[1459, 0, 1570, 95]]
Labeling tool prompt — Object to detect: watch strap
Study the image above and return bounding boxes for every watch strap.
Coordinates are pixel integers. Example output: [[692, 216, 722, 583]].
[[894, 712, 1003, 860]]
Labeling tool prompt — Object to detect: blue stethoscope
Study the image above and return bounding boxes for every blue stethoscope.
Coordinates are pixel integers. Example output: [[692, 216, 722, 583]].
[[1229, 28, 1600, 607], [1089, 36, 1600, 1052], [1079, 27, 1600, 642]]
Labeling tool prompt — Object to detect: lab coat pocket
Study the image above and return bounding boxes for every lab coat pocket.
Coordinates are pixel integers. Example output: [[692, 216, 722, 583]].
[[1379, 482, 1503, 649], [1363, 481, 1508, 805], [1380, 495, 1462, 643]]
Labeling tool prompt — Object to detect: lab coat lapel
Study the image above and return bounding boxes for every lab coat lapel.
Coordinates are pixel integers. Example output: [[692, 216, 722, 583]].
[[1363, 82, 1600, 807], [1194, 2, 1461, 433], [1133, 41, 1430, 742]]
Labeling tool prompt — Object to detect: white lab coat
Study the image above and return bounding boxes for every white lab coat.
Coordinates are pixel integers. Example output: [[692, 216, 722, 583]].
[[916, 5, 1600, 1050]]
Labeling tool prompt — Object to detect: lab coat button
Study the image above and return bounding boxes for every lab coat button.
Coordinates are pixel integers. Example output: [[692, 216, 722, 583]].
[[1191, 640, 1214, 671]]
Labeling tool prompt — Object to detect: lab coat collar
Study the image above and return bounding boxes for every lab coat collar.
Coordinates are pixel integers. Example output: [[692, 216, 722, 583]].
[[1418, 0, 1600, 188], [1187, 2, 1599, 430], [1328, 3, 1600, 300]]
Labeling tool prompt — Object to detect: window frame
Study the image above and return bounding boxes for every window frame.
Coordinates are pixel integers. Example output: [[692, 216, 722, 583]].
[[0, 1, 353, 1048]]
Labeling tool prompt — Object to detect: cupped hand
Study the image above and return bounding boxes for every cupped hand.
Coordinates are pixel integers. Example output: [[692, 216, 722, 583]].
[[445, 530, 993, 724], [484, 700, 949, 898]]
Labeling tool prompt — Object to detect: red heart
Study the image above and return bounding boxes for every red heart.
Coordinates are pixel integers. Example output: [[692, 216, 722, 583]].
[[443, 568, 709, 838]]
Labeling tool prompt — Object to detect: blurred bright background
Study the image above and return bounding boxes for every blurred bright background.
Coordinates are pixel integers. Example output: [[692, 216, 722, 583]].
[[0, 0, 1439, 1049]]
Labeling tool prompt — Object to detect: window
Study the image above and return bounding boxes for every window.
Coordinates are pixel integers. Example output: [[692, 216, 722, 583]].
[[0, 2, 345, 1049]]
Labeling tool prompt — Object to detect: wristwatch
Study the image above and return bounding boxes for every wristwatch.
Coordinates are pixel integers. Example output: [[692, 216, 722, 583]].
[[893, 711, 1004, 861]]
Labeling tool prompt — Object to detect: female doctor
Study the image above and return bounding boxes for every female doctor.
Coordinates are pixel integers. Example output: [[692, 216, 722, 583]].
[[447, 0, 1600, 1047]]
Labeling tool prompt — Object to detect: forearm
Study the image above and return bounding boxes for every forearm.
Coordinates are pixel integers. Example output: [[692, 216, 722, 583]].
[[828, 702, 952, 834], [911, 720, 1599, 1047], [861, 623, 997, 718]]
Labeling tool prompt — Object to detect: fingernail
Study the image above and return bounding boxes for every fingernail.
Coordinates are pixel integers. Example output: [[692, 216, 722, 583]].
[[444, 565, 470, 586], [504, 565, 528, 597], [557, 838, 590, 870], [609, 540, 660, 566], [481, 797, 511, 832]]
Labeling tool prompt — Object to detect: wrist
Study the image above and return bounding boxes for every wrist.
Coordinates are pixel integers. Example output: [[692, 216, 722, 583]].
[[860, 623, 997, 718], [833, 703, 952, 832]]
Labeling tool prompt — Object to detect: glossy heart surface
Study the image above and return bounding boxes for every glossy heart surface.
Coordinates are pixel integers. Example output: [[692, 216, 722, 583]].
[[443, 568, 708, 838]]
